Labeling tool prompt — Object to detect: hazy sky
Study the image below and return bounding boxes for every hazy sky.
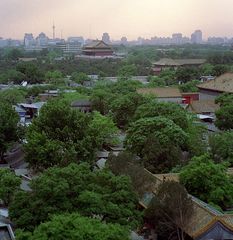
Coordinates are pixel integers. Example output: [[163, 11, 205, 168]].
[[0, 0, 233, 40]]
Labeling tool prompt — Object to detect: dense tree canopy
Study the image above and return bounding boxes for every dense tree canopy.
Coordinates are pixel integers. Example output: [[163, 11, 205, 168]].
[[9, 163, 141, 231], [16, 213, 130, 240], [209, 131, 233, 165], [215, 104, 233, 130], [126, 117, 187, 173], [24, 100, 118, 171], [0, 168, 21, 205], [180, 154, 233, 210], [0, 102, 19, 161]]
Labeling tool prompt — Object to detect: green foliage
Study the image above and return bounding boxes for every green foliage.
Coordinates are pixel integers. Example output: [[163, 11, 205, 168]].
[[108, 151, 156, 197], [0, 69, 25, 84], [180, 154, 233, 210], [213, 64, 229, 76], [89, 111, 118, 147], [24, 100, 118, 170], [117, 64, 137, 79], [0, 102, 19, 161], [16, 213, 130, 240], [16, 62, 44, 84], [45, 70, 63, 84], [200, 63, 214, 75], [175, 67, 199, 83], [126, 117, 187, 173], [145, 181, 193, 240], [71, 72, 90, 85], [0, 168, 21, 205], [148, 76, 166, 87], [179, 80, 200, 93], [10, 163, 141, 231], [61, 91, 89, 104], [3, 48, 23, 61], [0, 88, 26, 104], [215, 104, 233, 130], [209, 131, 233, 165], [110, 92, 146, 128], [215, 93, 233, 107], [134, 101, 189, 130]]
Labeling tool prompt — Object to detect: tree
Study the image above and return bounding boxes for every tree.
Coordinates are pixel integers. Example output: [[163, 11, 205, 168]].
[[215, 93, 233, 107], [89, 111, 118, 147], [45, 70, 63, 84], [213, 64, 228, 76], [134, 101, 189, 130], [71, 72, 90, 85], [179, 80, 200, 93], [0, 102, 19, 162], [4, 48, 23, 61], [16, 62, 44, 84], [108, 151, 156, 197], [145, 181, 193, 240], [0, 168, 21, 205], [9, 163, 141, 231], [110, 92, 146, 128], [24, 100, 112, 171], [0, 88, 26, 105], [175, 67, 199, 83], [209, 131, 233, 165], [118, 64, 137, 79], [16, 213, 130, 240], [180, 154, 233, 210], [126, 117, 187, 173], [4, 69, 26, 84], [215, 104, 233, 130]]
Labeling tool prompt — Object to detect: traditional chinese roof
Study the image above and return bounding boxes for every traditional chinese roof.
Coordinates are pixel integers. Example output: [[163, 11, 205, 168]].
[[83, 40, 113, 52], [187, 100, 220, 114], [137, 87, 182, 98], [153, 58, 206, 66], [198, 73, 233, 93], [140, 171, 233, 239]]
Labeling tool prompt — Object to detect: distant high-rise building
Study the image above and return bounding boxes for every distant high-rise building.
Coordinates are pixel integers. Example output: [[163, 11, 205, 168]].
[[172, 33, 183, 44], [67, 37, 84, 46], [121, 37, 128, 45], [24, 33, 35, 47], [36, 32, 48, 47], [191, 30, 202, 44], [102, 33, 111, 44]]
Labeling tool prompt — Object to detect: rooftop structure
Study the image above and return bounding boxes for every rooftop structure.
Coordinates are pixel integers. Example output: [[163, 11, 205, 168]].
[[82, 40, 114, 57]]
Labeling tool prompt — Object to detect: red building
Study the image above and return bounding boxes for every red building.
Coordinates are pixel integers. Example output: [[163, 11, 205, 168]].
[[82, 40, 114, 57], [182, 92, 199, 104]]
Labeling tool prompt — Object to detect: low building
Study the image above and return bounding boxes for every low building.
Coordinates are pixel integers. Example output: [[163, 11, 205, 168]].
[[71, 100, 92, 113], [152, 58, 206, 75], [82, 40, 114, 57], [187, 99, 219, 117], [198, 73, 233, 100], [137, 87, 182, 103], [182, 92, 199, 104], [0, 223, 15, 240]]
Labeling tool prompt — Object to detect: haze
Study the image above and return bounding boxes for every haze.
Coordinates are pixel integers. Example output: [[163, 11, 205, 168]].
[[0, 0, 233, 40]]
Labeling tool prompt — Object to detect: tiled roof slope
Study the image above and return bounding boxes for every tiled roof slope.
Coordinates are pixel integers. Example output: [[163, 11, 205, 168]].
[[140, 171, 233, 239], [137, 87, 182, 98], [198, 73, 233, 93]]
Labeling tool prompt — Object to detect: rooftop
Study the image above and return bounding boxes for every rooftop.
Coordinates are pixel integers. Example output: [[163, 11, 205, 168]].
[[153, 58, 206, 66], [83, 40, 112, 50], [198, 73, 233, 93], [137, 87, 182, 98], [188, 99, 220, 114]]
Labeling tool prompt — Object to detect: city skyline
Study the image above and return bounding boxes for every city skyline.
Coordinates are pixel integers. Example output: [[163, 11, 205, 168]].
[[0, 0, 233, 40]]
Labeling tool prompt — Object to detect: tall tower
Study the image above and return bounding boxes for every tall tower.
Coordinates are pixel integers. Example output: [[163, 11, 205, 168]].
[[52, 22, 55, 39]]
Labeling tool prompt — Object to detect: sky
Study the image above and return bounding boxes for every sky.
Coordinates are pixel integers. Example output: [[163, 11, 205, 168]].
[[0, 0, 233, 40]]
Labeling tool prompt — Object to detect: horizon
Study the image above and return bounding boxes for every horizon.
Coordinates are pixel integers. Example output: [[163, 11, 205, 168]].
[[0, 0, 233, 40]]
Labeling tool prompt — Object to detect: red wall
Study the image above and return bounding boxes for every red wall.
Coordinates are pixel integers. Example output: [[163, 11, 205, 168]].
[[182, 93, 199, 104]]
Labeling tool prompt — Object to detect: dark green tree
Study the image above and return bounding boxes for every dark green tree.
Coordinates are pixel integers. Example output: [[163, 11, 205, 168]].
[[215, 104, 233, 130], [126, 117, 187, 173], [0, 102, 19, 162], [209, 131, 233, 165], [213, 64, 228, 76], [0, 168, 21, 205]]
